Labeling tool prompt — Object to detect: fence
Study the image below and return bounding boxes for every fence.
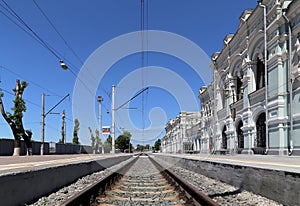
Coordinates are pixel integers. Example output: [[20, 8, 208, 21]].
[[0, 138, 92, 156], [0, 139, 49, 156]]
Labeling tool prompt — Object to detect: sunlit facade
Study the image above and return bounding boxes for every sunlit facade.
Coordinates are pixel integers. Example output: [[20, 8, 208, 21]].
[[161, 112, 200, 153], [162, 0, 300, 156]]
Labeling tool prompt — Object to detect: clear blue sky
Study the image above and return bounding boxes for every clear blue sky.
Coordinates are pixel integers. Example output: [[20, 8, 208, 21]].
[[0, 0, 257, 147]]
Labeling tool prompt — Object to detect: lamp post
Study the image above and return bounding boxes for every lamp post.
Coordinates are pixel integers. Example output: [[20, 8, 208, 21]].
[[97, 96, 104, 154]]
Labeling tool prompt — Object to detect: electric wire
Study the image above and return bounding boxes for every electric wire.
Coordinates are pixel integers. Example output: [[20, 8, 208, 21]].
[[1, 1, 112, 116], [32, 0, 84, 65], [0, 1, 104, 100], [1, 0, 61, 59], [32, 0, 112, 103], [0, 66, 62, 97], [2, 88, 41, 109]]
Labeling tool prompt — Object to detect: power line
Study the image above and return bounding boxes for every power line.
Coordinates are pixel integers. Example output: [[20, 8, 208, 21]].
[[1, 0, 61, 59], [0, 65, 62, 97], [32, 0, 84, 65], [0, 0, 113, 120], [31, 0, 113, 103], [2, 88, 41, 109]]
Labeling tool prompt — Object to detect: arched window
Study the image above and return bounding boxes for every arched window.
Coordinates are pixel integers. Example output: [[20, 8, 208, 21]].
[[256, 113, 266, 148], [256, 57, 265, 90], [236, 73, 243, 101], [222, 126, 227, 149], [237, 121, 244, 148]]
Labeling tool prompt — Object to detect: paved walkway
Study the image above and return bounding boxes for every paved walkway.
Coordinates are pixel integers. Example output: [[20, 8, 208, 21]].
[[0, 153, 299, 175], [157, 153, 300, 174], [0, 154, 130, 175]]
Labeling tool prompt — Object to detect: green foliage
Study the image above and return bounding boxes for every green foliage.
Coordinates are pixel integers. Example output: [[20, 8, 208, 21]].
[[116, 131, 133, 152], [0, 80, 32, 155], [123, 130, 132, 138], [72, 136, 79, 145], [5, 81, 29, 138], [72, 118, 80, 144], [103, 135, 112, 151], [95, 129, 101, 151], [136, 144, 145, 151], [116, 134, 132, 152], [153, 139, 161, 152], [88, 127, 95, 149]]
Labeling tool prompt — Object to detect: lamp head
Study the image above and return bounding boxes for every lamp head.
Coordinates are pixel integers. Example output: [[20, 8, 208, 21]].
[[59, 60, 68, 70]]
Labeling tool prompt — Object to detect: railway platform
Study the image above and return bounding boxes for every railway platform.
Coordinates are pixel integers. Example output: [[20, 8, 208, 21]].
[[160, 153, 300, 174], [0, 154, 119, 175], [0, 153, 299, 205], [0, 153, 299, 175], [153, 153, 300, 206]]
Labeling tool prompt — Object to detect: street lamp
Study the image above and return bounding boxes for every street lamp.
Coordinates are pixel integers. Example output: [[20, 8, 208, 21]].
[[59, 60, 68, 70], [97, 96, 104, 154]]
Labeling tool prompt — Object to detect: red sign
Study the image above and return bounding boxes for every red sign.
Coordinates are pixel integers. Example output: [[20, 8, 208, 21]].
[[102, 126, 110, 135]]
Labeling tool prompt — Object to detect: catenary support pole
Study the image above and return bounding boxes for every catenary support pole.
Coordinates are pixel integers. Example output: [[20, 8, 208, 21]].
[[111, 85, 115, 154]]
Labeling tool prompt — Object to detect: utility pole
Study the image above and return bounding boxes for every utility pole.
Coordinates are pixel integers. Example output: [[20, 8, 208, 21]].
[[110, 86, 149, 154], [41, 93, 70, 155], [97, 96, 104, 154], [41, 93, 45, 155], [111, 85, 115, 154], [61, 110, 66, 144]]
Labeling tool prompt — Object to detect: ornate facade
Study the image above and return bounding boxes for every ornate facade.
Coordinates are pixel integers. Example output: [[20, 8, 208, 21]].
[[161, 112, 200, 153], [162, 0, 300, 156]]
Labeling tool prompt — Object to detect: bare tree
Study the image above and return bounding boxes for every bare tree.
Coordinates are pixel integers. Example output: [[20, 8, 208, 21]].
[[0, 80, 32, 156]]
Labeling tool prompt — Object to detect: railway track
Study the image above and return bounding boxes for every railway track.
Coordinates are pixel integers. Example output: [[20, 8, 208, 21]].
[[61, 154, 219, 206]]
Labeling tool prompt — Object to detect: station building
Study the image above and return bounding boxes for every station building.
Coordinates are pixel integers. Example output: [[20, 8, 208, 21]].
[[161, 112, 200, 153], [162, 0, 300, 156]]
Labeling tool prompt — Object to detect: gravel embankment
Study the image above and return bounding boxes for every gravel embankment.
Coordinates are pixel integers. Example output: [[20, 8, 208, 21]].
[[30, 155, 283, 206], [29, 157, 135, 206], [154, 156, 283, 206]]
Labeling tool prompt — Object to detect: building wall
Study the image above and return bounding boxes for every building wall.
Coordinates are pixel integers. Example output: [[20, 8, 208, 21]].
[[162, 0, 300, 156], [162, 112, 200, 153], [203, 0, 300, 156]]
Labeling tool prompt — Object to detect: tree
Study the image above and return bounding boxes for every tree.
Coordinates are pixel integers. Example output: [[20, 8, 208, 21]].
[[57, 139, 64, 144], [61, 110, 65, 144], [136, 144, 145, 152], [73, 118, 80, 144], [103, 135, 112, 152], [0, 80, 32, 156], [153, 139, 161, 152], [88, 127, 95, 152], [116, 131, 132, 152], [95, 129, 101, 153]]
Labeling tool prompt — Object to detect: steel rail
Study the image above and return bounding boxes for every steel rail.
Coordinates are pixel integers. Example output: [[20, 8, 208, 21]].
[[60, 155, 139, 206], [148, 155, 220, 206], [61, 153, 219, 206]]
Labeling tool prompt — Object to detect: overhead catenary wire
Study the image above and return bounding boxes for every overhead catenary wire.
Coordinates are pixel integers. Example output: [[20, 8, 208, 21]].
[[0, 1, 113, 114], [2, 88, 41, 109], [0, 0, 61, 60], [0, 65, 62, 97], [32, 0, 113, 104], [0, 1, 94, 94], [32, 0, 84, 65]]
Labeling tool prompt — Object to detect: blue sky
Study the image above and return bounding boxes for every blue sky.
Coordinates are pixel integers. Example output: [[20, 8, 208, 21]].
[[0, 0, 257, 147]]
